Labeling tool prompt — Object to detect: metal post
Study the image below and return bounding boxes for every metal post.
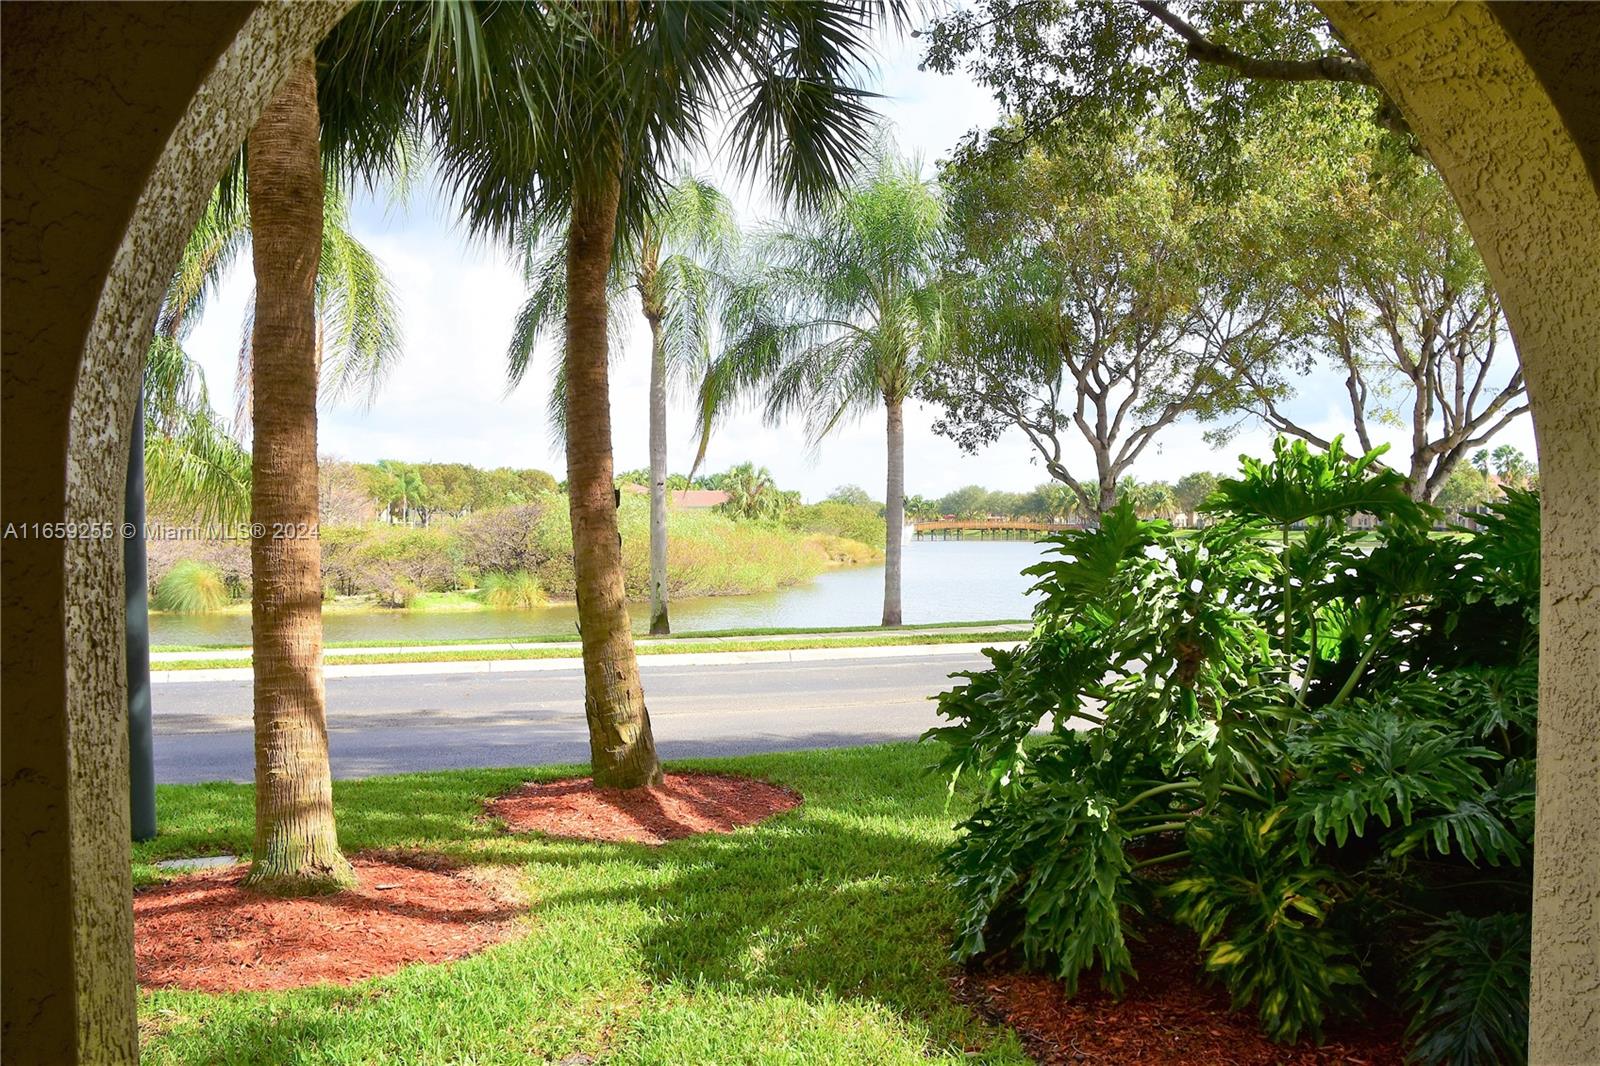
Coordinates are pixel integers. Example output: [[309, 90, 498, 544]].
[[125, 387, 156, 841]]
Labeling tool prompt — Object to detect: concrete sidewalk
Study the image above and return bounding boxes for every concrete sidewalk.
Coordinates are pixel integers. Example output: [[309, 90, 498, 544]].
[[151, 638, 1023, 685]]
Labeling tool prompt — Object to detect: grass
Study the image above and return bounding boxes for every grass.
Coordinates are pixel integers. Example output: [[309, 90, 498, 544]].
[[155, 630, 1032, 671], [151, 618, 1030, 653], [480, 570, 547, 610], [134, 744, 1028, 1065], [150, 561, 233, 613]]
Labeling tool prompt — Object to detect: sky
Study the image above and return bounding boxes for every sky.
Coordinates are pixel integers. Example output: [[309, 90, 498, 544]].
[[181, 32, 1536, 505]]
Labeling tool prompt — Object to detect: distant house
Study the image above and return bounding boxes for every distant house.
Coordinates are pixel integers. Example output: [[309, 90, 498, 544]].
[[620, 483, 730, 509]]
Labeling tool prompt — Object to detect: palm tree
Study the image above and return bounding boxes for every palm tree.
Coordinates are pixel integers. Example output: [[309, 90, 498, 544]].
[[375, 462, 427, 525], [903, 494, 941, 523], [389, 1, 893, 787], [700, 151, 945, 626], [141, 337, 251, 526], [143, 178, 399, 526], [243, 58, 355, 891], [715, 462, 789, 522], [142, 79, 403, 892], [508, 176, 737, 636]]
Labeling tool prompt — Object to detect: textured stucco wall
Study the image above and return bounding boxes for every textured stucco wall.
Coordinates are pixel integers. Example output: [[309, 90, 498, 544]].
[[1, 2, 347, 1061], [1320, 4, 1600, 1062]]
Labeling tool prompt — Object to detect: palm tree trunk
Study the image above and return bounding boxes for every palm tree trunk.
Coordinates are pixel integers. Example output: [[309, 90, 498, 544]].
[[647, 312, 671, 636], [243, 56, 354, 893], [882, 394, 906, 626], [566, 174, 664, 788]]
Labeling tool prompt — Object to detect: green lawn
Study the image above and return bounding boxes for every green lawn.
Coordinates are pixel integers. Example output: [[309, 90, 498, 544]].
[[158, 629, 1032, 671], [152, 617, 1030, 653], [134, 745, 1028, 1065]]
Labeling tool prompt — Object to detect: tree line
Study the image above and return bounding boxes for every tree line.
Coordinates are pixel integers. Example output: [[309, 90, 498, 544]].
[[315, 459, 558, 527], [150, 490, 865, 614]]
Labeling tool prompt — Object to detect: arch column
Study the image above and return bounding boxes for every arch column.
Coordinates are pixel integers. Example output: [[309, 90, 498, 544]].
[[1, 3, 348, 1060], [1319, 4, 1600, 1061]]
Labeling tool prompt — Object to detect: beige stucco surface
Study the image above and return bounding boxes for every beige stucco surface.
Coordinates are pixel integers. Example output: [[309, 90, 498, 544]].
[[63, 6, 351, 1058], [1321, 4, 1600, 1062], [2, 3, 348, 1061]]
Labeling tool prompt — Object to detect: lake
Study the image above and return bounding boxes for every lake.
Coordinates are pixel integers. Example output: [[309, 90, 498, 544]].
[[148, 538, 1050, 646]]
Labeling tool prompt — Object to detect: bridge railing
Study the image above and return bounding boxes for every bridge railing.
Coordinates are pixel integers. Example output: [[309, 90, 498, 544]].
[[912, 519, 1082, 533]]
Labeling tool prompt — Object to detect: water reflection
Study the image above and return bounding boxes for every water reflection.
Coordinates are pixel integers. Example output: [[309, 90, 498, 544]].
[[150, 539, 1047, 646]]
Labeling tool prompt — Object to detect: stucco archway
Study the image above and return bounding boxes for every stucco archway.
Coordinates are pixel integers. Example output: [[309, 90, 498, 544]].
[[2, 4, 348, 1061], [1318, 6, 1600, 1060], [1, 3, 1595, 1062]]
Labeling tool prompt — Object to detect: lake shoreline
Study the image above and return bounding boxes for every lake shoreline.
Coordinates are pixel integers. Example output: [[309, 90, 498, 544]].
[[150, 539, 1050, 648]]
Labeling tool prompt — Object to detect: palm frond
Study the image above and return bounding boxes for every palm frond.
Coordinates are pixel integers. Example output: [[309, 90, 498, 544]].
[[158, 184, 251, 340], [698, 144, 945, 451], [232, 182, 405, 425], [144, 405, 251, 527], [144, 334, 213, 435], [316, 187, 404, 406]]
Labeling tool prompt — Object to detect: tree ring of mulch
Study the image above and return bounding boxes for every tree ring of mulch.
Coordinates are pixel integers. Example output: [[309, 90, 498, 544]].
[[485, 771, 802, 845], [954, 922, 1405, 1065], [135, 853, 524, 993]]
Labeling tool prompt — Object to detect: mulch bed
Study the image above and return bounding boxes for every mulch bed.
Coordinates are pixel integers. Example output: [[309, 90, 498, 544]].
[[485, 772, 802, 845], [955, 923, 1406, 1065], [135, 854, 523, 993]]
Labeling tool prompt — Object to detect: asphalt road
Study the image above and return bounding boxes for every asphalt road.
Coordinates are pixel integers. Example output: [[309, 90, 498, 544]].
[[152, 652, 989, 784]]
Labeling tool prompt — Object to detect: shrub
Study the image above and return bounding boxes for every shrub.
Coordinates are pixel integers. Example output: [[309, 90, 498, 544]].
[[803, 533, 882, 566], [151, 560, 232, 613], [319, 524, 371, 597], [481, 570, 545, 609], [352, 526, 461, 607], [603, 495, 834, 599], [1405, 912, 1531, 1066], [456, 502, 553, 577], [928, 438, 1537, 1056], [786, 500, 885, 548], [146, 530, 248, 595]]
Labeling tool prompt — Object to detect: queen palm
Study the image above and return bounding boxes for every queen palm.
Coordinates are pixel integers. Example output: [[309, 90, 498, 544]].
[[209, 30, 412, 890], [141, 338, 251, 527], [508, 176, 737, 635], [383, 1, 893, 787], [700, 151, 946, 626], [375, 461, 427, 525]]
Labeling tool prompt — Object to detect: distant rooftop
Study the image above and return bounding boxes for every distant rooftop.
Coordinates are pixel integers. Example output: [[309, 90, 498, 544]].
[[621, 484, 730, 509]]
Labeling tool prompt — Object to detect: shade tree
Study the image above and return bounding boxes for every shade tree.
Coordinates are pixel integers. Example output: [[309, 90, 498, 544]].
[[923, 115, 1299, 519], [1174, 470, 1220, 525], [921, 0, 1412, 165], [1228, 105, 1527, 502]]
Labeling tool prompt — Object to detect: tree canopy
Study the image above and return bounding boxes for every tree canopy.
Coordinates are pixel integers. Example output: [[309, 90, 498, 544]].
[[923, 112, 1298, 516]]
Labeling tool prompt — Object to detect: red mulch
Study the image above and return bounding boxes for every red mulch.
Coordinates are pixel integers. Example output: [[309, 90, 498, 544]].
[[134, 854, 523, 993], [956, 923, 1406, 1066], [485, 772, 802, 845]]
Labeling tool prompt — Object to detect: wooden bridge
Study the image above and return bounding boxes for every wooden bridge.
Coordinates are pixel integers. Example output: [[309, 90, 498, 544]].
[[912, 519, 1081, 540]]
